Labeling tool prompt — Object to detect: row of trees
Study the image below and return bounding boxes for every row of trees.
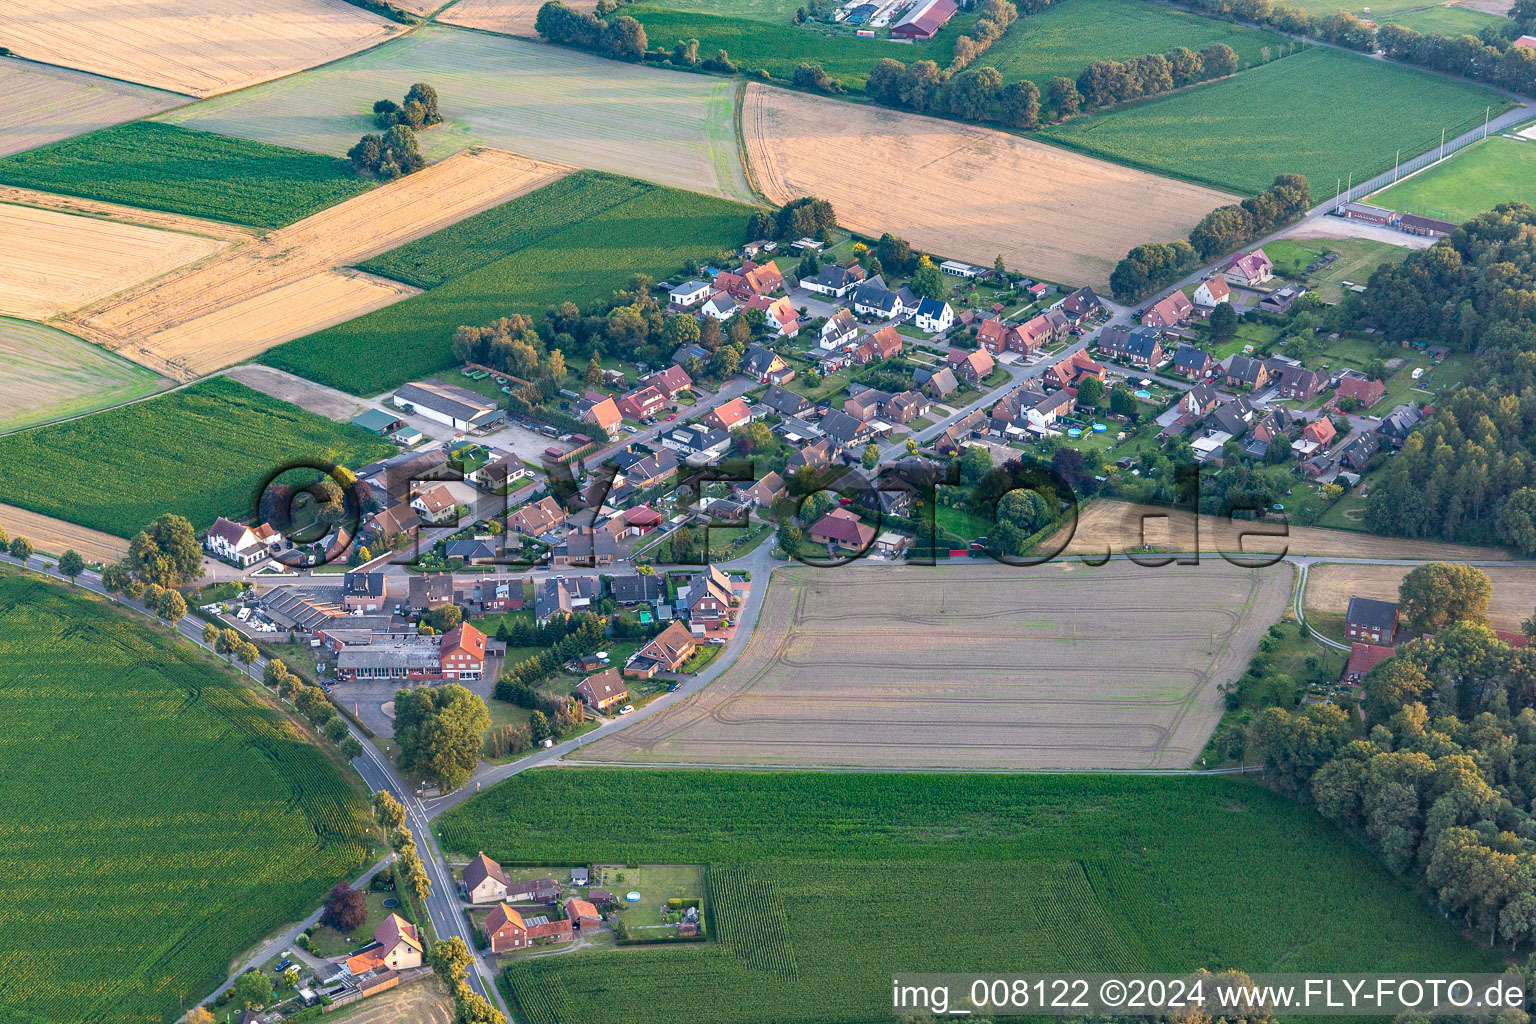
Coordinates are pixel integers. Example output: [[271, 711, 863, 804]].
[[1181, 0, 1381, 51], [865, 57, 1044, 128], [373, 789, 435, 907], [264, 657, 366, 761], [433, 936, 505, 1024], [1076, 43, 1237, 110], [1107, 239, 1200, 303], [1379, 24, 1536, 96], [536, 0, 647, 60], [946, 0, 1019, 74]]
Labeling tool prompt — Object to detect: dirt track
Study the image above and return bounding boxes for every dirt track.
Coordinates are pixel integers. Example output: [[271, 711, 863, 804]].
[[66, 149, 571, 379], [0, 503, 129, 564], [0, 0, 398, 97], [1305, 562, 1536, 632], [582, 561, 1291, 770], [741, 84, 1235, 291]]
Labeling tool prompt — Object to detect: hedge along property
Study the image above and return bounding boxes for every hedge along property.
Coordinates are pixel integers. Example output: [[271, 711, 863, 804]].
[[260, 170, 761, 395]]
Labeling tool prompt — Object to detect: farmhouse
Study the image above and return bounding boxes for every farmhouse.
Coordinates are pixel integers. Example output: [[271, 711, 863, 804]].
[[1141, 291, 1193, 329], [351, 409, 405, 436], [808, 507, 876, 552], [509, 495, 566, 537], [564, 898, 602, 931], [345, 915, 423, 975], [485, 903, 530, 953], [1341, 642, 1395, 685], [913, 297, 954, 333], [625, 621, 699, 677], [464, 852, 510, 904], [392, 382, 501, 432], [1193, 276, 1231, 308], [1224, 249, 1274, 288], [204, 517, 278, 567], [576, 668, 628, 711], [891, 0, 958, 39], [1346, 595, 1399, 645]]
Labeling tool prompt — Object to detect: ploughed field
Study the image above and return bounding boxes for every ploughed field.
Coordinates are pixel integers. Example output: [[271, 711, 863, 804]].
[[581, 561, 1291, 770], [0, 569, 375, 1024], [437, 769, 1498, 1024]]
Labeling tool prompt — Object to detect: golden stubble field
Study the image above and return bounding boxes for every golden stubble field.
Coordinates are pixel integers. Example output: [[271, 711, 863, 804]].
[[0, 201, 234, 320], [741, 84, 1236, 290], [440, 0, 596, 36], [583, 560, 1292, 770], [0, 504, 129, 564], [0, 60, 182, 159], [1305, 562, 1536, 631], [0, 0, 398, 97], [64, 149, 572, 380]]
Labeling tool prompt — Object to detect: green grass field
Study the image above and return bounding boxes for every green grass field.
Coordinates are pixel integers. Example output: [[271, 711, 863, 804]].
[[262, 171, 757, 395], [438, 770, 1495, 1024], [1261, 235, 1413, 303], [1271, 0, 1504, 35], [0, 376, 394, 538], [1368, 136, 1536, 223], [0, 568, 375, 1024], [635, 0, 802, 19], [0, 122, 374, 228], [157, 24, 751, 202], [0, 317, 167, 433], [1041, 46, 1507, 194]]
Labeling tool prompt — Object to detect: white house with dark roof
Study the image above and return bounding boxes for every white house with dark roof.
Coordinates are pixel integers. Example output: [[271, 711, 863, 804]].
[[204, 517, 277, 567], [913, 297, 953, 334]]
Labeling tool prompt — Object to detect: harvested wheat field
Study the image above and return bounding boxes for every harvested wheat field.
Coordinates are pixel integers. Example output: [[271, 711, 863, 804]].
[[0, 202, 231, 320], [1305, 562, 1536, 632], [0, 0, 397, 97], [583, 561, 1290, 770], [66, 148, 570, 379], [0, 186, 257, 243], [441, 0, 595, 36], [742, 84, 1234, 289], [0, 60, 181, 159], [0, 504, 128, 564], [1043, 500, 1511, 563]]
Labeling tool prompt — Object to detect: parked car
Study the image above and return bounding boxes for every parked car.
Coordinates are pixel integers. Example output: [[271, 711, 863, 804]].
[[619, 704, 635, 715]]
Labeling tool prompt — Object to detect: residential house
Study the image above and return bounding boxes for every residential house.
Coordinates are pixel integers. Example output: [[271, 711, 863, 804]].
[[408, 573, 454, 612], [738, 259, 783, 296], [411, 484, 458, 526], [1172, 344, 1213, 380], [1207, 395, 1259, 438], [485, 903, 530, 953], [786, 438, 834, 472], [802, 264, 864, 298], [509, 495, 566, 537], [1339, 432, 1380, 470], [699, 291, 739, 321], [1178, 381, 1223, 418], [756, 295, 800, 338], [1222, 354, 1270, 390], [743, 343, 793, 384], [342, 571, 389, 612], [1259, 286, 1305, 314], [392, 382, 502, 432], [204, 517, 277, 567], [472, 452, 532, 493], [1346, 596, 1398, 645], [742, 239, 777, 258], [922, 366, 959, 399], [534, 577, 573, 623], [1224, 249, 1274, 288], [681, 566, 736, 624], [759, 383, 809, 418], [616, 504, 663, 539], [1341, 642, 1395, 684], [625, 621, 699, 677], [852, 277, 913, 319], [742, 471, 787, 506], [913, 297, 954, 334], [673, 342, 709, 366], [884, 390, 930, 424], [975, 317, 1016, 355], [576, 668, 628, 711], [1273, 366, 1329, 401], [702, 397, 753, 432], [819, 308, 861, 350], [615, 449, 679, 489], [1377, 403, 1424, 447], [615, 385, 668, 421], [549, 525, 617, 567], [817, 409, 869, 450], [643, 365, 693, 399], [1060, 286, 1102, 323], [1193, 275, 1231, 308], [1336, 374, 1385, 408], [866, 324, 903, 360], [660, 423, 731, 460], [1141, 291, 1193, 329], [1046, 350, 1107, 390], [610, 573, 664, 605], [464, 853, 510, 905], [948, 347, 994, 385], [363, 503, 421, 546], [669, 280, 712, 309], [808, 507, 876, 552], [577, 393, 622, 438], [345, 914, 423, 975], [1302, 417, 1336, 447], [1097, 326, 1163, 369], [933, 410, 988, 454], [844, 385, 891, 422]]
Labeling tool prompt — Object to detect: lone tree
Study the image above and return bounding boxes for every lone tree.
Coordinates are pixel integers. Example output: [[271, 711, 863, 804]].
[[57, 549, 84, 582], [1399, 562, 1492, 634], [1209, 300, 1239, 343], [229, 970, 273, 1011], [321, 882, 367, 933], [394, 684, 491, 791], [157, 588, 188, 624], [9, 536, 33, 561]]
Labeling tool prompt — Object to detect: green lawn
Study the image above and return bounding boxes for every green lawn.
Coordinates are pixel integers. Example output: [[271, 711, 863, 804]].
[[308, 889, 398, 958], [0, 569, 374, 1024], [1262, 236, 1414, 303], [1272, 0, 1504, 35], [0, 122, 374, 228], [0, 376, 394, 538], [596, 864, 705, 926], [262, 171, 757, 395], [1369, 135, 1536, 224], [1041, 46, 1509, 195], [935, 503, 992, 543], [436, 769, 1498, 1024]]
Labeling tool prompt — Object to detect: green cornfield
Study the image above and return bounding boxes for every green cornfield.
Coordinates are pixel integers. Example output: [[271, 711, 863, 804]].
[[261, 171, 759, 395], [0, 376, 394, 538], [0, 122, 374, 228], [0, 569, 375, 1024], [439, 769, 1500, 1024]]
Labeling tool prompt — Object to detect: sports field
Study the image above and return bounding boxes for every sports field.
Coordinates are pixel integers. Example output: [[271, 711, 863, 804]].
[[0, 0, 397, 97], [1040, 46, 1507, 195], [65, 148, 564, 380], [582, 561, 1291, 770], [0, 202, 228, 320], [437, 769, 1496, 1024], [0, 122, 376, 228], [1369, 136, 1536, 224], [0, 376, 394, 538], [0, 568, 375, 1024], [742, 84, 1231, 289], [158, 24, 753, 201], [262, 170, 757, 395], [1305, 562, 1536, 633], [0, 60, 181, 159], [0, 318, 166, 433]]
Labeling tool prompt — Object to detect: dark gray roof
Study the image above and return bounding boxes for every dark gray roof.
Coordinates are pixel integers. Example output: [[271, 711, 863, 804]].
[[818, 409, 865, 445], [447, 539, 495, 561], [1173, 344, 1211, 373], [760, 383, 808, 417], [915, 297, 948, 319], [610, 574, 664, 604], [1347, 596, 1398, 632], [535, 578, 572, 620]]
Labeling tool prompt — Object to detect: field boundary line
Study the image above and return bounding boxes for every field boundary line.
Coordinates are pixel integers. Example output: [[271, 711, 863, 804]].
[[732, 78, 771, 206]]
